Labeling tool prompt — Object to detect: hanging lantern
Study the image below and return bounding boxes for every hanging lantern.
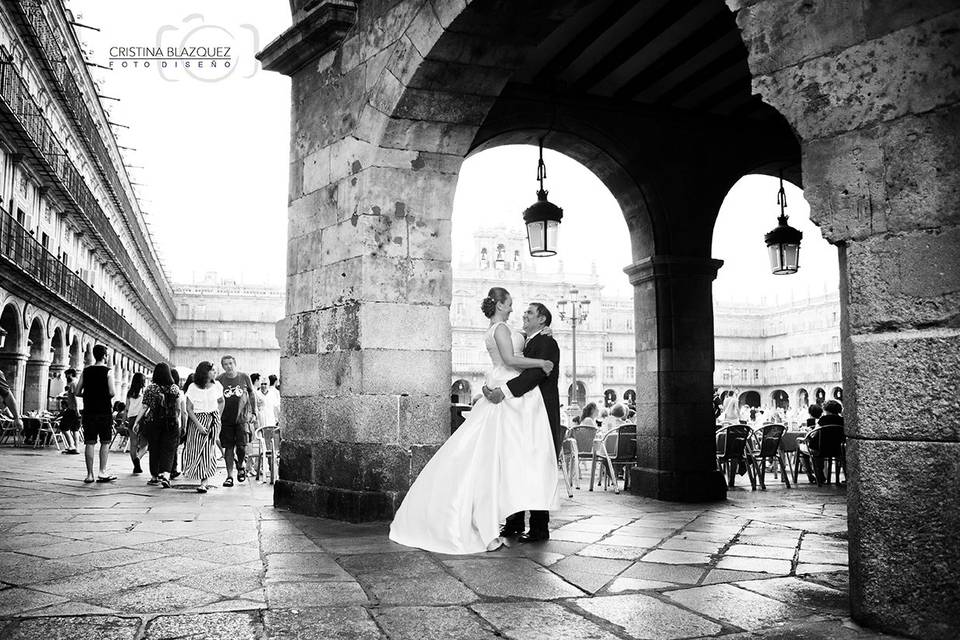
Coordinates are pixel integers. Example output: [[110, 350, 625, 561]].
[[764, 172, 802, 275], [522, 140, 563, 257]]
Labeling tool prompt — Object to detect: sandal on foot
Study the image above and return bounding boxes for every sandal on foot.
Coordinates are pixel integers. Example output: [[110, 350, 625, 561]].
[[146, 478, 160, 486], [222, 477, 234, 487], [96, 476, 117, 483], [196, 485, 208, 493], [83, 478, 95, 484], [160, 477, 171, 488]]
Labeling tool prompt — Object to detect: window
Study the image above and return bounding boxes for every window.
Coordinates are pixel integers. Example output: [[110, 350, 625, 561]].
[[195, 329, 207, 343], [831, 335, 839, 349], [625, 319, 632, 331], [832, 361, 841, 376], [41, 232, 49, 250], [605, 318, 612, 330], [605, 366, 614, 379], [605, 341, 613, 353], [626, 366, 635, 379], [740, 368, 747, 381], [753, 369, 759, 381], [770, 345, 775, 357], [222, 331, 232, 344]]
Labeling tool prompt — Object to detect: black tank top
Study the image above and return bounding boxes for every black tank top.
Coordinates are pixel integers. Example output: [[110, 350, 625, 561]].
[[82, 366, 111, 413]]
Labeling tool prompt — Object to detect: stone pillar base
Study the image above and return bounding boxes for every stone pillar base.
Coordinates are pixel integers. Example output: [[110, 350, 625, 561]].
[[629, 466, 727, 503], [274, 479, 402, 523]]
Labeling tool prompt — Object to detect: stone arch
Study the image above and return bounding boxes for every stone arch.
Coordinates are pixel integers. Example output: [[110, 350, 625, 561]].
[[739, 390, 760, 407], [813, 387, 826, 405], [770, 389, 789, 411], [68, 334, 81, 370], [831, 386, 843, 402], [449, 379, 471, 405], [796, 387, 809, 409], [567, 381, 586, 407], [27, 316, 46, 361], [603, 389, 617, 407]]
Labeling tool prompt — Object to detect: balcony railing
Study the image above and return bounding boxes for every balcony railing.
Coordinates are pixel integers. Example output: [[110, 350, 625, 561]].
[[0, 207, 164, 364], [15, 0, 173, 312], [0, 57, 175, 344]]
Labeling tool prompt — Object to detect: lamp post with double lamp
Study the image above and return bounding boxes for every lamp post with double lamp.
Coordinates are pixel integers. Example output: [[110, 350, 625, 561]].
[[557, 287, 590, 411]]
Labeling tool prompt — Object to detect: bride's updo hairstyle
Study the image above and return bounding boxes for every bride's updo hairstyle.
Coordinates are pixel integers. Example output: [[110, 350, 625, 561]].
[[481, 287, 510, 318]]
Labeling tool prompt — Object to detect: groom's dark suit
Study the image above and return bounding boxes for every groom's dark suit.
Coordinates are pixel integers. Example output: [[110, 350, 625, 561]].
[[504, 330, 561, 535]]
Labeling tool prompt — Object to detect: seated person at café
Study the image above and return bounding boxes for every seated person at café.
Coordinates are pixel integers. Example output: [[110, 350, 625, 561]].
[[798, 400, 844, 482], [599, 403, 626, 437], [804, 404, 824, 429], [579, 402, 599, 427]]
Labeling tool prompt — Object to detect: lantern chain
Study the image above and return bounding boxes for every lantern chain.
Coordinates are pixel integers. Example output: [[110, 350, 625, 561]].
[[777, 171, 787, 219], [537, 139, 547, 193]]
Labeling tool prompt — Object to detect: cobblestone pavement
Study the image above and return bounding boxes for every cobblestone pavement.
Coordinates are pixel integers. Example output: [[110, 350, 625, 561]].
[[0, 447, 904, 639]]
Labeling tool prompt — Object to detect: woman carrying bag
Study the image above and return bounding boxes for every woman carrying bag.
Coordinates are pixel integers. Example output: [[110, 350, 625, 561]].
[[133, 363, 182, 488], [183, 361, 224, 493]]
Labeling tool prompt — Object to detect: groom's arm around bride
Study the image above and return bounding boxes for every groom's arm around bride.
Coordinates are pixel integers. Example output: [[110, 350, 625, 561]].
[[484, 304, 563, 456]]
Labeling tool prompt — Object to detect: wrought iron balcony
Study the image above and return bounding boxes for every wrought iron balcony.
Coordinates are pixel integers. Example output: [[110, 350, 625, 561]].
[[11, 0, 175, 314], [0, 56, 175, 344], [0, 207, 165, 364]]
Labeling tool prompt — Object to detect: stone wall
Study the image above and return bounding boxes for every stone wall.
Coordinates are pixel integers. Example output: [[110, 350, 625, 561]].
[[738, 2, 960, 637]]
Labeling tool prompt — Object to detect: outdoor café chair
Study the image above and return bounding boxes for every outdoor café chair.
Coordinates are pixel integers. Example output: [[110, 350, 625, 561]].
[[0, 417, 22, 446], [751, 423, 791, 490], [715, 424, 757, 490], [797, 424, 846, 486], [591, 423, 637, 494], [564, 425, 598, 490]]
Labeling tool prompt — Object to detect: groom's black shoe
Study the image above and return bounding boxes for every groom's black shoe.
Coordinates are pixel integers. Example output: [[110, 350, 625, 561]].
[[518, 529, 550, 543], [499, 524, 525, 537]]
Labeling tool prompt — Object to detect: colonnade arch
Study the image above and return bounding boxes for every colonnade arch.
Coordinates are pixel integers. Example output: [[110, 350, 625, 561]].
[[263, 1, 959, 635]]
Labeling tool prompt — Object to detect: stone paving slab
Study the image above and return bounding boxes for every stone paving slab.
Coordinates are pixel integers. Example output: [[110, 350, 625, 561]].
[[0, 447, 908, 639]]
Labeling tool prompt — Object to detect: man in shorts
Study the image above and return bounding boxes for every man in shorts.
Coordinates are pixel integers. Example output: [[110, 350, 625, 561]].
[[217, 355, 257, 487], [59, 368, 81, 454], [76, 345, 116, 483]]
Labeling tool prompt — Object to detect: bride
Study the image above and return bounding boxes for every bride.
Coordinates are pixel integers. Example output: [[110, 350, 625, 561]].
[[389, 286, 561, 554]]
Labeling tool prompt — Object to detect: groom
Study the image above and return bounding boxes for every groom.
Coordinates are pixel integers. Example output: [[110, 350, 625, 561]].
[[483, 302, 561, 543]]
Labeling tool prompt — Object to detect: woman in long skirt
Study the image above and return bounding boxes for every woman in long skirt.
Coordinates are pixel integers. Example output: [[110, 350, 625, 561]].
[[183, 361, 224, 493]]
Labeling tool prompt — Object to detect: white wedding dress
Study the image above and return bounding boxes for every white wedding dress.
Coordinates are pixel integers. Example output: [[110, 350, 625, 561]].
[[389, 321, 560, 554]]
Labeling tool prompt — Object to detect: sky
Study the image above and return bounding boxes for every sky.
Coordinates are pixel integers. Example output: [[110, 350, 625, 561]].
[[71, 1, 838, 303]]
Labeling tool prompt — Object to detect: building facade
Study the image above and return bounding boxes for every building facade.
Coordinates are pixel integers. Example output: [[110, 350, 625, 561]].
[[451, 228, 841, 416], [171, 274, 283, 379], [714, 292, 842, 417], [0, 0, 175, 410]]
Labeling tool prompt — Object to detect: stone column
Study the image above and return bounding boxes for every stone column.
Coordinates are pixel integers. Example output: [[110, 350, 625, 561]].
[[0, 353, 26, 409], [625, 256, 727, 502], [23, 359, 50, 412], [739, 4, 960, 637], [275, 144, 456, 521]]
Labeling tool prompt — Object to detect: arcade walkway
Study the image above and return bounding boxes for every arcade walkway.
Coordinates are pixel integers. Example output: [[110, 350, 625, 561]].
[[0, 447, 899, 639]]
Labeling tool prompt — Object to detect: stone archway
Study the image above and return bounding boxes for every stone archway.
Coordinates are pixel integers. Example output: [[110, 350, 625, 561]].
[[23, 316, 49, 412], [262, 2, 959, 635], [0, 301, 24, 405]]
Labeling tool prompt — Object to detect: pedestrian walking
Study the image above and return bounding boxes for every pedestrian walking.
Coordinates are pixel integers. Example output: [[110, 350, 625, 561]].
[[76, 345, 116, 483], [133, 363, 181, 488], [184, 361, 224, 493], [59, 368, 81, 454], [125, 372, 147, 473], [216, 355, 257, 487]]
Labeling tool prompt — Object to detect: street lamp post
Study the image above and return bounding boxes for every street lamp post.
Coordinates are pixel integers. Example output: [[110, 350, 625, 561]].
[[557, 286, 590, 410]]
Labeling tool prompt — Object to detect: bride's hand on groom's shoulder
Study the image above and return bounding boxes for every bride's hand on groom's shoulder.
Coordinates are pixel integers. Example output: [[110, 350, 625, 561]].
[[541, 326, 553, 337]]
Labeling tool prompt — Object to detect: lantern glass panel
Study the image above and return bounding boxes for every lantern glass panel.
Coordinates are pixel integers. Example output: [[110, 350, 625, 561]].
[[526, 220, 545, 254], [545, 219, 559, 254], [783, 243, 799, 271]]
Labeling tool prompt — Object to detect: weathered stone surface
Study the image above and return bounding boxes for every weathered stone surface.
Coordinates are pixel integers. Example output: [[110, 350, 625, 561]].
[[803, 107, 960, 243], [443, 558, 585, 599], [471, 601, 622, 640], [576, 593, 722, 640], [375, 605, 492, 639], [842, 230, 960, 331], [3, 616, 139, 640], [146, 612, 262, 640], [737, 1, 865, 77], [665, 583, 796, 630], [266, 581, 369, 608], [848, 438, 960, 639], [847, 328, 960, 441], [265, 608, 382, 640], [735, 576, 847, 614], [312, 441, 411, 492], [753, 10, 960, 140]]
